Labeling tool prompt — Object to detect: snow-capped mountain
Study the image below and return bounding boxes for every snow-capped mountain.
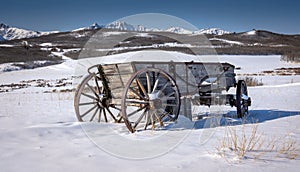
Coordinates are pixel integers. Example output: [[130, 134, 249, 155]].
[[0, 23, 52, 41], [88, 22, 102, 30], [72, 21, 144, 32], [105, 21, 146, 31], [164, 27, 193, 34], [194, 28, 231, 35], [72, 22, 103, 32], [161, 27, 231, 35], [104, 21, 230, 35]]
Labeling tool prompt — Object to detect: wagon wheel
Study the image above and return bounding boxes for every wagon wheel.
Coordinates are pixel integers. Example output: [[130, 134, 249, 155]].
[[236, 80, 249, 118], [74, 73, 122, 123], [121, 68, 181, 133]]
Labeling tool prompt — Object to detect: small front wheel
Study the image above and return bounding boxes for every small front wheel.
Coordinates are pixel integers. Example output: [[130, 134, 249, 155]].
[[236, 80, 249, 118]]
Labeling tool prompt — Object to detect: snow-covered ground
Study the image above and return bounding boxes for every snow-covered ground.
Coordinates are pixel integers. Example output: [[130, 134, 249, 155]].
[[218, 55, 300, 85], [0, 51, 299, 171]]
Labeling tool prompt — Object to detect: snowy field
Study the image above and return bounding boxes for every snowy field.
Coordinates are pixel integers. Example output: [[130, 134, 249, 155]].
[[0, 51, 299, 171]]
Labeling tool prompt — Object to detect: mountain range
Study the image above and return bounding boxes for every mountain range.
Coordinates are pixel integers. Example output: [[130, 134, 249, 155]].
[[0, 21, 230, 41], [0, 21, 299, 65]]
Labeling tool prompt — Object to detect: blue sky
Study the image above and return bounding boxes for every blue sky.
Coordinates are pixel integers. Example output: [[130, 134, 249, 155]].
[[1, 0, 299, 34]]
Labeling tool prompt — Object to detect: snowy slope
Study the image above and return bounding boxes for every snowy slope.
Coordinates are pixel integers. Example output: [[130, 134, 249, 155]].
[[244, 29, 257, 35], [0, 51, 299, 171], [209, 38, 244, 45]]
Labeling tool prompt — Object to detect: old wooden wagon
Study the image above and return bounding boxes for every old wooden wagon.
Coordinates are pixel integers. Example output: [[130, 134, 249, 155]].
[[74, 61, 251, 133]]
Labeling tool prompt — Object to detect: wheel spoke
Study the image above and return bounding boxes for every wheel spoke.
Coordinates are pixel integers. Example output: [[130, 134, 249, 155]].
[[157, 81, 169, 96], [86, 83, 98, 96], [110, 106, 123, 122], [90, 108, 99, 122], [127, 105, 147, 117], [136, 78, 148, 98], [80, 104, 98, 118], [110, 105, 121, 111], [133, 108, 148, 129], [152, 71, 156, 91], [158, 109, 175, 121], [166, 91, 175, 97], [117, 116, 123, 123], [129, 87, 147, 100], [105, 107, 117, 122], [150, 110, 155, 129], [146, 71, 151, 94], [154, 111, 164, 127], [151, 78, 160, 93], [81, 92, 97, 100], [79, 102, 95, 106], [103, 108, 108, 122], [94, 76, 103, 94], [98, 108, 102, 122], [144, 110, 150, 130], [126, 99, 148, 105]]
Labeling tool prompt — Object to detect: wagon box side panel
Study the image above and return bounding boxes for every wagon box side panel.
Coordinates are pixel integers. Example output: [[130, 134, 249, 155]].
[[102, 63, 135, 103], [133, 63, 156, 71], [132, 62, 198, 95], [174, 63, 198, 96]]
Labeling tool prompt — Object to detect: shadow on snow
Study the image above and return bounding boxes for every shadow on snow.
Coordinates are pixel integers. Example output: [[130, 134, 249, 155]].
[[192, 109, 300, 130]]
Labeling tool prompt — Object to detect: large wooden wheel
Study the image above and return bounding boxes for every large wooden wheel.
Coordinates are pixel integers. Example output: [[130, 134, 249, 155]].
[[121, 68, 181, 133], [236, 80, 249, 118], [74, 73, 122, 123]]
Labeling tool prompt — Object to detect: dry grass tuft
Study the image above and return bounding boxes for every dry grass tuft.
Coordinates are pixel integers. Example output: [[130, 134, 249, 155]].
[[239, 77, 263, 86], [216, 124, 299, 161]]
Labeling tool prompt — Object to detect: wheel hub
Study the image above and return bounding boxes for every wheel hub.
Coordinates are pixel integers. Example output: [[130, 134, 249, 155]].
[[97, 93, 108, 108], [148, 92, 162, 109]]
